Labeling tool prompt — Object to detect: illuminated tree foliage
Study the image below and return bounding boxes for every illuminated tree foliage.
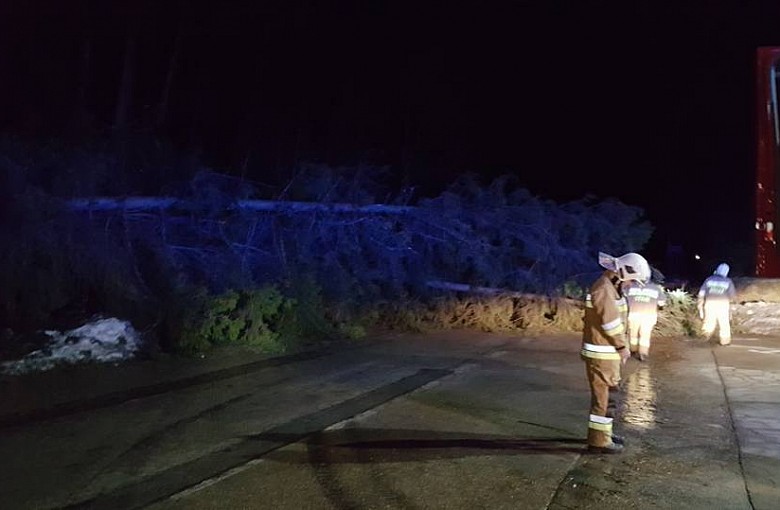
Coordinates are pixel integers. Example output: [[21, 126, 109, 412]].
[[0, 146, 652, 335]]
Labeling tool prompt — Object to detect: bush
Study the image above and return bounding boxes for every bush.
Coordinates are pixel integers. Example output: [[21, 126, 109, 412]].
[[337, 323, 367, 340], [276, 276, 338, 342], [164, 280, 370, 355], [656, 288, 699, 337], [167, 286, 295, 355]]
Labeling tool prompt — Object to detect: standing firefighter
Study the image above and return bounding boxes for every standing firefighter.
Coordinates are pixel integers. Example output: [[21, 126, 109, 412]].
[[698, 263, 736, 345], [623, 276, 666, 361], [582, 251, 650, 454]]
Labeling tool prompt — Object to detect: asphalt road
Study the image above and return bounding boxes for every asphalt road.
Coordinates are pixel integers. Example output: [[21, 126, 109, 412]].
[[1, 330, 778, 509]]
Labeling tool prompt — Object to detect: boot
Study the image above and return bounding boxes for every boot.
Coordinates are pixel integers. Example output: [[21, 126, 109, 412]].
[[611, 434, 625, 445], [587, 442, 624, 454]]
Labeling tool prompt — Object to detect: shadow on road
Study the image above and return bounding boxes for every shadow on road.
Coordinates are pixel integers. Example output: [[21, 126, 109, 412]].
[[255, 428, 587, 464]]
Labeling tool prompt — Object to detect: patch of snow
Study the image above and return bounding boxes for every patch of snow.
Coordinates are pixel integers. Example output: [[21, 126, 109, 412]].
[[1, 318, 141, 375]]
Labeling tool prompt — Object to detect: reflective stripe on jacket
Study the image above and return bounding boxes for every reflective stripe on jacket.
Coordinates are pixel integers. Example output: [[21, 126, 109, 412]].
[[623, 281, 666, 316], [698, 275, 736, 305], [581, 342, 621, 360], [582, 271, 627, 358]]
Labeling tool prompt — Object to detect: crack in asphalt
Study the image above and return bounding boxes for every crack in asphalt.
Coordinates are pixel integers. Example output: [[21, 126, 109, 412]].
[[711, 348, 757, 510]]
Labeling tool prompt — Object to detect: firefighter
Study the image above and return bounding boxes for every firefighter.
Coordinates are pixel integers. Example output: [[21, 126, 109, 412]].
[[582, 251, 650, 454], [623, 274, 666, 361], [698, 263, 736, 345]]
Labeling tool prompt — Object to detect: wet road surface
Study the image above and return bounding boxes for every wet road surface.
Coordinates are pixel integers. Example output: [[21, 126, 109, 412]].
[[1, 331, 778, 509]]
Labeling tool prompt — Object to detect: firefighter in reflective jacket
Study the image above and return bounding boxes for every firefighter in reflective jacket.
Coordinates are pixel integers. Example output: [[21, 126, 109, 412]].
[[582, 252, 650, 454], [623, 277, 666, 361], [698, 263, 736, 345]]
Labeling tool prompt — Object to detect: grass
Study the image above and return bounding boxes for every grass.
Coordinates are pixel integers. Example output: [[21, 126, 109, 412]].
[[376, 294, 584, 334], [376, 289, 699, 338]]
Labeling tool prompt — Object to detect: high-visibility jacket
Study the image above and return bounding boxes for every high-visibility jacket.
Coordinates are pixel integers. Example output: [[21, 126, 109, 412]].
[[697, 275, 736, 306], [582, 271, 627, 361], [623, 281, 666, 316]]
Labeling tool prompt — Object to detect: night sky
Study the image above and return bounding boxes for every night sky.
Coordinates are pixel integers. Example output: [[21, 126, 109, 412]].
[[2, 1, 780, 274]]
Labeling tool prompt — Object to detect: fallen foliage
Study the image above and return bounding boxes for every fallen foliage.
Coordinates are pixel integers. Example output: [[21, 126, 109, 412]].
[[376, 294, 584, 334], [655, 288, 699, 337]]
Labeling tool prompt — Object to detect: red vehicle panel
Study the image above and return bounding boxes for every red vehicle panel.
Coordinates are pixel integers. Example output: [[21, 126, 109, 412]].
[[756, 47, 780, 276]]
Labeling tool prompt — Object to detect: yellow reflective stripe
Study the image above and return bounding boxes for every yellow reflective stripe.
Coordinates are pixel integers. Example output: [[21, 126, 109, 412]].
[[581, 349, 621, 360], [590, 414, 612, 423], [585, 294, 593, 308], [588, 422, 613, 432], [603, 322, 624, 336], [583, 343, 616, 353]]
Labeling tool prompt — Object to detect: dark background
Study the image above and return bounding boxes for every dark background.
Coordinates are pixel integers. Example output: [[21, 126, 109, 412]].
[[2, 0, 779, 278]]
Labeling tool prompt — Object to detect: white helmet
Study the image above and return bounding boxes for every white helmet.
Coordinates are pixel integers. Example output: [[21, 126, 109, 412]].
[[599, 252, 651, 282], [714, 263, 730, 277]]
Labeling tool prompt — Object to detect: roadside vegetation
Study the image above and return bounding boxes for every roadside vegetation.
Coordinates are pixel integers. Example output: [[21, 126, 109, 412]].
[[0, 138, 661, 360], [656, 288, 700, 337]]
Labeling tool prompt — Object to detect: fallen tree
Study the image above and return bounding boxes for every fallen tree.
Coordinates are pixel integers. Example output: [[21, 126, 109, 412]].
[[1, 162, 654, 350]]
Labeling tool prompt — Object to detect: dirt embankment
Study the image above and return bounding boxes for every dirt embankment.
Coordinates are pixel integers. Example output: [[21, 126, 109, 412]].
[[730, 278, 780, 336], [733, 277, 780, 303]]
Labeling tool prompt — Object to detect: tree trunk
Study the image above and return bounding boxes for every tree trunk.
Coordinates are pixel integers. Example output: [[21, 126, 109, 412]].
[[67, 35, 92, 136], [67, 197, 415, 215], [157, 29, 182, 129], [113, 34, 136, 133], [77, 38, 91, 114]]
